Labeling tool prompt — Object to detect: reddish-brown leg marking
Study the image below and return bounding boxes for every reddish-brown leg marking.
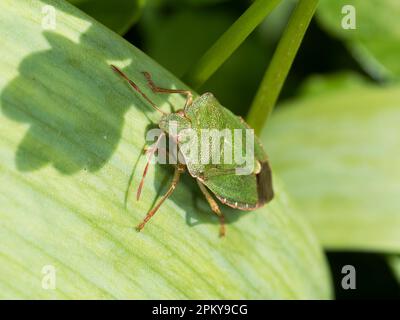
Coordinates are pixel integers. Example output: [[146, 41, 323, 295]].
[[137, 132, 165, 201], [142, 71, 193, 109], [111, 65, 165, 114], [137, 164, 185, 231], [197, 180, 226, 237]]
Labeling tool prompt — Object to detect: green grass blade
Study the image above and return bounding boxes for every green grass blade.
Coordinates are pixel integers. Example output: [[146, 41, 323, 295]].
[[183, 0, 281, 89], [247, 0, 318, 135], [388, 256, 400, 285], [0, 0, 331, 299]]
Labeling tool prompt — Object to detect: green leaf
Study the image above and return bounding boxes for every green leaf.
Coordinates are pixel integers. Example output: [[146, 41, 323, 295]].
[[297, 72, 370, 98], [0, 0, 331, 298], [262, 77, 400, 252], [317, 0, 400, 80], [67, 0, 146, 34]]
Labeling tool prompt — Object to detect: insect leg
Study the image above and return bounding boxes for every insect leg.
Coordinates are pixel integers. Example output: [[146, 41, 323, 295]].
[[137, 132, 165, 201], [111, 65, 165, 114], [197, 180, 226, 237], [137, 164, 185, 232], [142, 71, 193, 109]]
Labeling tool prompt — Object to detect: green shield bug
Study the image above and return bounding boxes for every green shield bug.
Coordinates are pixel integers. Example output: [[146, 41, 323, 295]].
[[112, 65, 274, 237]]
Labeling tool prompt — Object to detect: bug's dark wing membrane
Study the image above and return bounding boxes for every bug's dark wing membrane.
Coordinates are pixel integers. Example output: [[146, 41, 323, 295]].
[[256, 161, 274, 206]]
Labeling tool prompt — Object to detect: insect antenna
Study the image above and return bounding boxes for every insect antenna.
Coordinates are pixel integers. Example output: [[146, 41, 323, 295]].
[[111, 65, 165, 114]]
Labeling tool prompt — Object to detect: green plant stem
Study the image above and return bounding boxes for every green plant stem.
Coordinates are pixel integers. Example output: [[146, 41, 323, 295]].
[[183, 0, 281, 89], [247, 0, 319, 134]]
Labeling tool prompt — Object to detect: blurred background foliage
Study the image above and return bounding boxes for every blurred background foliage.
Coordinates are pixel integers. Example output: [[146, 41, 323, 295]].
[[68, 0, 399, 298]]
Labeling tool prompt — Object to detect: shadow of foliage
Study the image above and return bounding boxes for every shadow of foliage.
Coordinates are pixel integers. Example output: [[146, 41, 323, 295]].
[[1, 21, 132, 174]]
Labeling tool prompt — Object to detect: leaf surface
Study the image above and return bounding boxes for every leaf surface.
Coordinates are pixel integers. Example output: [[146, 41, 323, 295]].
[[0, 0, 331, 299], [263, 76, 400, 252], [317, 0, 400, 80]]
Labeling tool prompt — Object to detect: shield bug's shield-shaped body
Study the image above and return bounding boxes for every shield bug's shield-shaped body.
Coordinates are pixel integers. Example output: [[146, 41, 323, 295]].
[[112, 65, 274, 236]]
